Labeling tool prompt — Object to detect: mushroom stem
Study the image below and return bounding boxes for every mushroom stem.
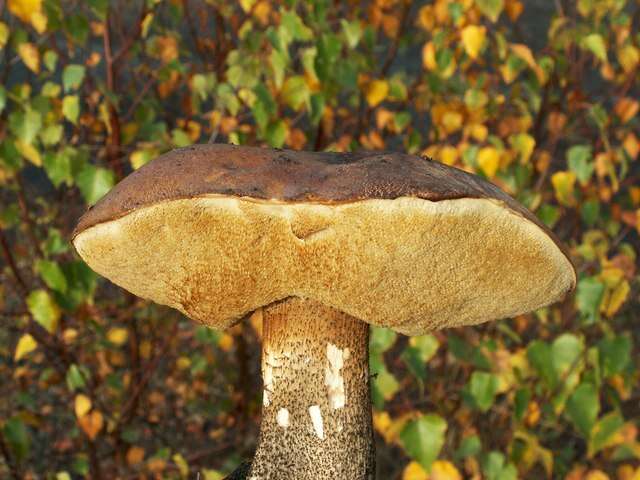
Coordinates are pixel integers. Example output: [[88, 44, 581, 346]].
[[249, 297, 375, 479]]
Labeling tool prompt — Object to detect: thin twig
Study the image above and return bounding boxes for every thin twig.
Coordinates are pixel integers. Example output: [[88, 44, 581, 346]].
[[0, 228, 27, 293]]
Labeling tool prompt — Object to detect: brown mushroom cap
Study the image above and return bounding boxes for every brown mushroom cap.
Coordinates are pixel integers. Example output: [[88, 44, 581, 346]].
[[73, 144, 575, 335]]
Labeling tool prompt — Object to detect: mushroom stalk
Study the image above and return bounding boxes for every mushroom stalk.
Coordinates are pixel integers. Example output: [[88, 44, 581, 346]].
[[249, 297, 375, 479]]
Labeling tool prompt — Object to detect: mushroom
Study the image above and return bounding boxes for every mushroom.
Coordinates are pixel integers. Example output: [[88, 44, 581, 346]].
[[72, 144, 575, 479]]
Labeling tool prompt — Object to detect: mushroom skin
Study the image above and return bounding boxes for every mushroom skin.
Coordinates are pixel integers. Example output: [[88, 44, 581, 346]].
[[248, 297, 374, 479]]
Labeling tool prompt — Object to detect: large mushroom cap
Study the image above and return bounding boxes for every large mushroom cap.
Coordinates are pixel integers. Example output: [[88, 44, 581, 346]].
[[73, 144, 575, 335]]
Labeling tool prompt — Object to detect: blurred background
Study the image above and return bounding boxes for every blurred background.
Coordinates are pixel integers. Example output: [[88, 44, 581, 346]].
[[0, 0, 639, 478]]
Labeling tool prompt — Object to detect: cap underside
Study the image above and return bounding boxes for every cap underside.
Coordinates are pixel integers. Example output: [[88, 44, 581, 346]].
[[73, 195, 575, 335]]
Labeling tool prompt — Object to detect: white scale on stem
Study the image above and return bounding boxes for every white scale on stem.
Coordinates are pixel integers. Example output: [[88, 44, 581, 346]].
[[325, 342, 349, 410]]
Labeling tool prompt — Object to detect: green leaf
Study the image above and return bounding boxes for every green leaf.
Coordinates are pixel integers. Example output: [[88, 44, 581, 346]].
[[411, 335, 440, 362], [43, 150, 74, 187], [280, 10, 313, 42], [265, 120, 287, 148], [171, 129, 192, 147], [72, 455, 90, 476], [455, 435, 482, 460], [514, 388, 531, 422], [475, 0, 504, 22], [447, 333, 491, 369], [309, 93, 325, 125], [44, 229, 69, 256], [581, 33, 607, 62], [468, 371, 499, 412], [40, 124, 64, 146], [401, 347, 427, 382], [315, 33, 341, 82], [552, 334, 584, 379], [597, 335, 631, 378], [373, 367, 400, 403], [57, 261, 98, 310], [269, 49, 288, 88], [66, 364, 88, 391], [581, 200, 600, 227], [27, 289, 61, 334], [36, 260, 68, 293], [567, 145, 594, 186], [62, 95, 80, 124], [62, 64, 86, 92], [340, 19, 362, 48], [527, 340, 556, 389], [588, 412, 624, 456], [0, 85, 6, 114], [44, 50, 58, 71], [64, 15, 90, 44], [2, 417, 30, 463], [482, 451, 517, 480], [370, 327, 397, 354], [9, 109, 42, 144], [281, 76, 310, 111], [537, 204, 560, 228], [576, 276, 606, 323], [400, 414, 447, 470], [76, 164, 115, 205], [566, 382, 599, 437]]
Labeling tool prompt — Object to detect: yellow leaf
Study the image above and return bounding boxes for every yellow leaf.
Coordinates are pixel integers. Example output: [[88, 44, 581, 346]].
[[14, 334, 37, 361], [422, 42, 437, 71], [431, 460, 462, 480], [126, 446, 146, 465], [615, 97, 639, 124], [0, 22, 9, 49], [14, 140, 42, 166], [172, 453, 189, 478], [510, 43, 546, 83], [617, 465, 640, 480], [509, 133, 536, 163], [239, 0, 257, 13], [364, 80, 389, 107], [62, 328, 78, 345], [469, 123, 488, 142], [30, 11, 47, 33], [618, 45, 639, 74], [585, 471, 610, 480], [74, 394, 92, 418], [603, 279, 630, 317], [107, 327, 129, 346], [500, 62, 518, 84], [623, 133, 639, 160], [402, 461, 429, 480], [141, 13, 154, 38], [376, 108, 394, 130], [505, 0, 524, 21], [477, 146, 500, 178], [418, 5, 435, 31], [155, 36, 178, 64], [551, 171, 576, 206], [176, 356, 191, 370], [438, 145, 458, 166], [78, 410, 103, 440], [8, 0, 45, 32], [18, 42, 40, 73], [218, 333, 234, 352], [441, 111, 463, 133], [461, 25, 486, 59], [130, 149, 157, 169]]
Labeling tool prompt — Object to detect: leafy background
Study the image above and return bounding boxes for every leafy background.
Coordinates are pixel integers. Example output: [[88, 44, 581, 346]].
[[0, 0, 639, 479]]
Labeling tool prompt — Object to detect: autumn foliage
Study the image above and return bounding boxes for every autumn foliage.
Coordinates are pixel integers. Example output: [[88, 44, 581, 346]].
[[0, 0, 639, 479]]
